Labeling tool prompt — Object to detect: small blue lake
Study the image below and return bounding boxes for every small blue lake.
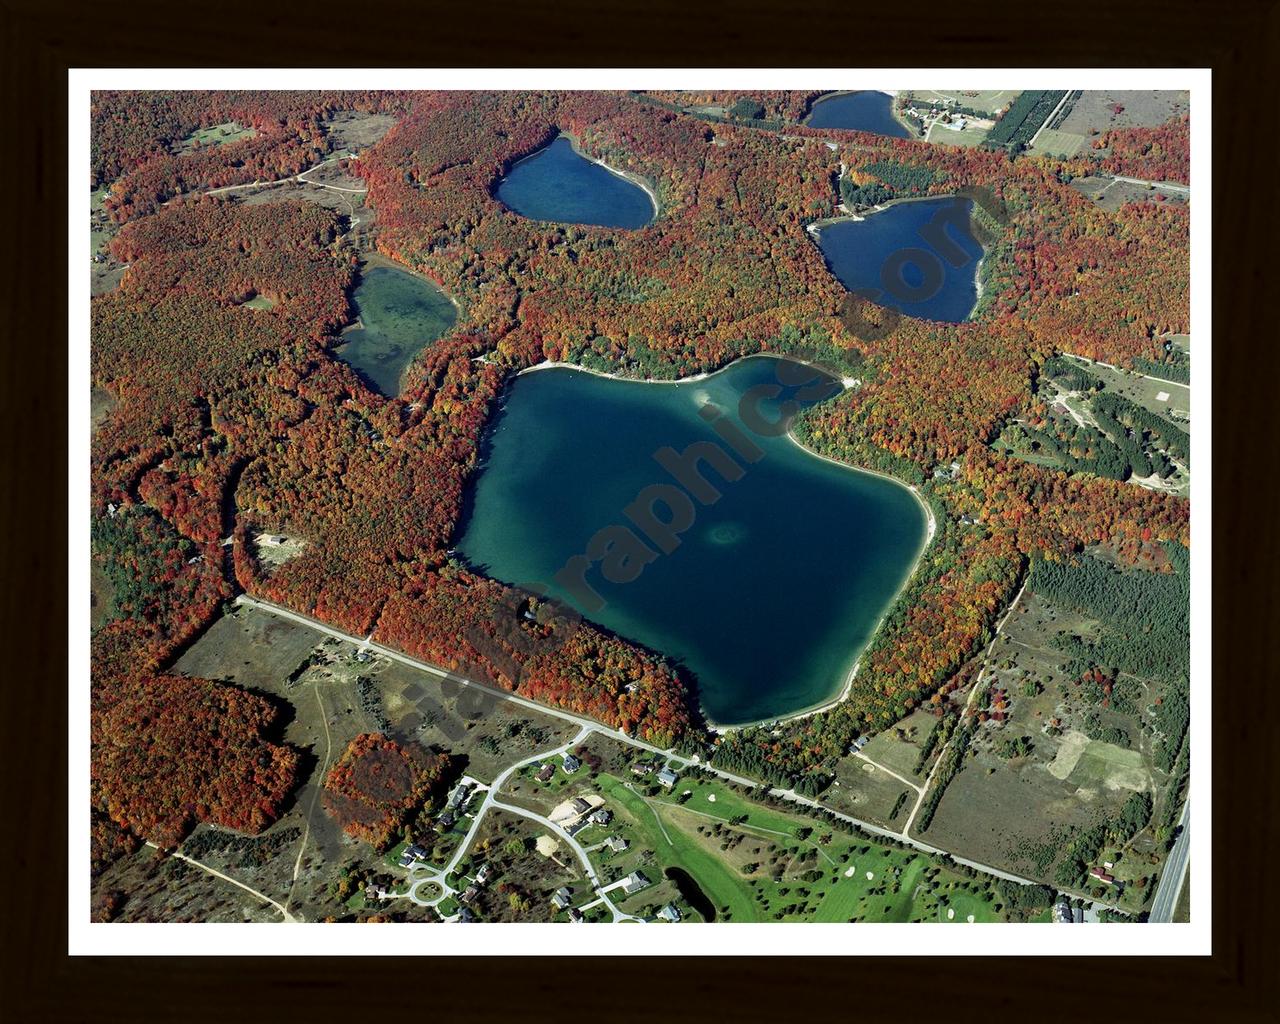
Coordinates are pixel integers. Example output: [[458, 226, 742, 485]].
[[496, 136, 656, 229], [806, 92, 912, 138], [814, 197, 984, 323]]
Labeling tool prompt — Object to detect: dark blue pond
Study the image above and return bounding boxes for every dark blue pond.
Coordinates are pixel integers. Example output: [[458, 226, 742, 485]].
[[815, 197, 984, 323], [496, 136, 655, 229], [456, 356, 926, 725], [806, 92, 912, 138]]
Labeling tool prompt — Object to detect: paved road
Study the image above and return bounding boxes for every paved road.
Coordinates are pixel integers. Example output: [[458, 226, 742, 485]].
[[901, 582, 1028, 837], [1112, 175, 1190, 195], [235, 593, 1125, 914], [1063, 351, 1191, 391], [1027, 91, 1074, 150], [1148, 800, 1191, 922]]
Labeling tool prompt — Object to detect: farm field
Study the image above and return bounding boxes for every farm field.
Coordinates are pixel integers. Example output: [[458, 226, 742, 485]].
[[1030, 91, 1189, 160], [1063, 355, 1190, 423], [1068, 174, 1190, 212], [920, 584, 1181, 912], [925, 122, 989, 147]]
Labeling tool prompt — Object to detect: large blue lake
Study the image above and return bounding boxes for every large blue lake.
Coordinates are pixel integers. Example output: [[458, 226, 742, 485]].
[[456, 356, 926, 725], [334, 263, 456, 397], [496, 136, 656, 229], [806, 91, 912, 138], [815, 197, 984, 322]]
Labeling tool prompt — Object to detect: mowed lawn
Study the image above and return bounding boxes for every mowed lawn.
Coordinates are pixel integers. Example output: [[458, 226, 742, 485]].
[[596, 774, 758, 922], [598, 774, 1008, 923]]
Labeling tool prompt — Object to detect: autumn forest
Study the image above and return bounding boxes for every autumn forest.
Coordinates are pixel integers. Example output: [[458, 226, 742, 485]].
[[89, 89, 1190, 860]]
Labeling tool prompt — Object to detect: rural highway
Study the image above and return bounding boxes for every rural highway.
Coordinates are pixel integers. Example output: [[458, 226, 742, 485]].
[[1148, 800, 1191, 922], [235, 593, 1128, 915], [1062, 351, 1191, 392], [1112, 175, 1190, 195], [1027, 91, 1074, 150]]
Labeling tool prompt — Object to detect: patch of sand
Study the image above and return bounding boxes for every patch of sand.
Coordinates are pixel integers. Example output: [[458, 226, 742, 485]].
[[707, 794, 716, 803], [549, 794, 604, 826], [535, 835, 561, 857], [967, 914, 975, 923], [866, 871, 874, 880], [844, 866, 856, 877], [947, 907, 955, 920], [1046, 729, 1089, 780]]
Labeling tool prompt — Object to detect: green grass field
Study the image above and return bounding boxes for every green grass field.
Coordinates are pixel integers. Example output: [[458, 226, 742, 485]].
[[596, 773, 1015, 923], [179, 121, 257, 151]]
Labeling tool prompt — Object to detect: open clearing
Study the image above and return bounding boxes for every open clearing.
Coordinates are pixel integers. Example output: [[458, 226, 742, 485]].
[[1067, 174, 1189, 213], [324, 110, 398, 153], [175, 121, 256, 154], [1031, 91, 1189, 161], [859, 709, 936, 785], [925, 122, 989, 148], [921, 586, 1174, 905], [906, 90, 1019, 115], [1064, 355, 1190, 422], [160, 604, 576, 922]]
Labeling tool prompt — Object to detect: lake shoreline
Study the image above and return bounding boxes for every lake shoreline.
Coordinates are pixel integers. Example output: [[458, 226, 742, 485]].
[[705, 430, 937, 733], [514, 352, 935, 732], [807, 192, 987, 323], [499, 132, 660, 226], [805, 89, 915, 139], [362, 249, 463, 318], [559, 131, 661, 220]]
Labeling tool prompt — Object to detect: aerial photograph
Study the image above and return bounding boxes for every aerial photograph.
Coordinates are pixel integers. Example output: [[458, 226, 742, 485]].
[[86, 84, 1194, 932]]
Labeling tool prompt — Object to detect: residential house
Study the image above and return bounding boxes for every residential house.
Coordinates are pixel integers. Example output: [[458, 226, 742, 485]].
[[475, 862, 492, 886], [552, 887, 573, 910], [568, 908, 585, 923], [656, 767, 678, 788], [571, 798, 592, 816], [562, 754, 582, 774], [605, 836, 629, 854], [588, 808, 612, 826], [621, 871, 650, 896], [536, 763, 555, 783], [460, 884, 480, 905], [658, 903, 682, 923]]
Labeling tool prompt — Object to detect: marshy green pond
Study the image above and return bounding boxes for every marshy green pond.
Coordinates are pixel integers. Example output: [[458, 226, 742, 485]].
[[333, 264, 456, 396]]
